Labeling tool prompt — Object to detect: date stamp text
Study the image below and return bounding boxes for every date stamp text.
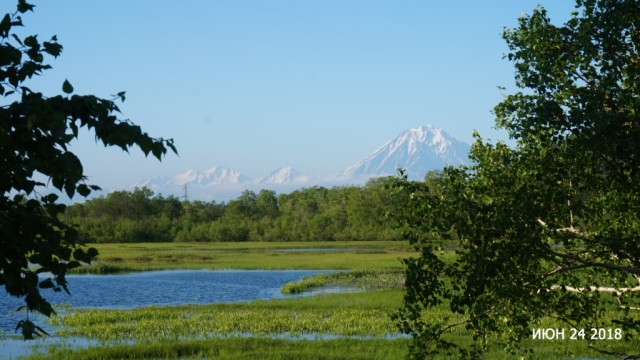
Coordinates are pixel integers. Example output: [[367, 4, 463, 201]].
[[532, 328, 623, 340]]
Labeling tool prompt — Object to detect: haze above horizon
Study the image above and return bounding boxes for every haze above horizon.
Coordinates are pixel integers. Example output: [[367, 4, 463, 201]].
[[8, 1, 576, 192]]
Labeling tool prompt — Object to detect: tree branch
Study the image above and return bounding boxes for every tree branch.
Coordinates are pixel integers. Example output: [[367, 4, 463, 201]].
[[526, 264, 591, 288], [548, 250, 640, 276], [536, 218, 586, 236], [588, 344, 640, 360]]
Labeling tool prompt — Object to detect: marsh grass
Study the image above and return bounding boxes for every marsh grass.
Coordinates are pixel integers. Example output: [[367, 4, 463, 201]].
[[25, 336, 631, 360], [43, 287, 637, 359], [36, 242, 640, 359], [50, 290, 404, 341], [281, 269, 405, 294], [70, 241, 415, 274], [26, 338, 411, 360]]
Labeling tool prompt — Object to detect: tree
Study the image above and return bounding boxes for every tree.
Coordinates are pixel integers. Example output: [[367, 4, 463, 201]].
[[0, 1, 176, 339], [392, 0, 640, 358], [255, 189, 279, 219]]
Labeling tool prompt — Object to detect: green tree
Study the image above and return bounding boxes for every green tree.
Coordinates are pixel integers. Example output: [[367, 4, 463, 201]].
[[226, 190, 258, 218], [393, 1, 640, 358], [255, 189, 279, 219], [0, 1, 175, 338]]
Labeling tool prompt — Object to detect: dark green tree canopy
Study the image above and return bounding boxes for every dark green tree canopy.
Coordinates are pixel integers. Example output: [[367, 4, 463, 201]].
[[0, 0, 175, 339], [393, 0, 640, 358]]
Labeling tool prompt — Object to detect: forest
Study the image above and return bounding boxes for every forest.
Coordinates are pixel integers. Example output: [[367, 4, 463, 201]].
[[62, 176, 413, 243]]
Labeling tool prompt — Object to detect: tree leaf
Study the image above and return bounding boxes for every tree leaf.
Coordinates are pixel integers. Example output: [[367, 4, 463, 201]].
[[62, 79, 73, 94], [43, 40, 62, 57], [38, 278, 55, 289], [1, 0, 176, 340], [77, 184, 91, 197], [17, 0, 35, 13]]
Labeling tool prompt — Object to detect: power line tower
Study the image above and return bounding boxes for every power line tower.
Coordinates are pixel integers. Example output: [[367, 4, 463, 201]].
[[182, 183, 189, 202]]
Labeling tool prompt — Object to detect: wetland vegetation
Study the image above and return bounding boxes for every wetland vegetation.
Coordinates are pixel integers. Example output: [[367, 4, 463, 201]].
[[3, 0, 640, 358], [69, 241, 416, 274], [3, 241, 634, 359], [5, 179, 638, 359]]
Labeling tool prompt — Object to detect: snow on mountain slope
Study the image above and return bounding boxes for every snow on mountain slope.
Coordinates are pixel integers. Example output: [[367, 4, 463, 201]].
[[334, 125, 470, 182], [132, 166, 312, 201], [258, 166, 312, 184], [131, 125, 471, 200], [173, 166, 252, 186]]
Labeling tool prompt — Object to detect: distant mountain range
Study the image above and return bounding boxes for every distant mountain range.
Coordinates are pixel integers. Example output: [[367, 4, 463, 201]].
[[132, 125, 470, 201]]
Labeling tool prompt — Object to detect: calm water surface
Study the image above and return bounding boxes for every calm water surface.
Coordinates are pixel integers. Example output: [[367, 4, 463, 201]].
[[0, 269, 333, 334]]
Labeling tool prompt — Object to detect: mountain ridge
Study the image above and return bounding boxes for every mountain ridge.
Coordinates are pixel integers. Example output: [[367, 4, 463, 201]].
[[333, 125, 469, 182], [132, 125, 471, 201]]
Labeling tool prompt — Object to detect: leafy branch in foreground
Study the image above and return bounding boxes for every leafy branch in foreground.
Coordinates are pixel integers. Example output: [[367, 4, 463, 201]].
[[0, 0, 176, 339], [391, 1, 640, 358]]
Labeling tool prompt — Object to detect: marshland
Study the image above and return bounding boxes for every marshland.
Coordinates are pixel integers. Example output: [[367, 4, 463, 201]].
[[1, 241, 635, 359]]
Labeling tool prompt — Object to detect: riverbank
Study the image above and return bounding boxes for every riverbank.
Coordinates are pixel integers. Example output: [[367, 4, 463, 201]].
[[6, 242, 638, 359]]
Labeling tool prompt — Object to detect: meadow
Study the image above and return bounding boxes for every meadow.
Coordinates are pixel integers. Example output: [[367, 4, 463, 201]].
[[20, 241, 639, 359], [70, 241, 416, 273]]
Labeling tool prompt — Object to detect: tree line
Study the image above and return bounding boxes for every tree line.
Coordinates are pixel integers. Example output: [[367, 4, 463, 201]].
[[62, 177, 406, 243]]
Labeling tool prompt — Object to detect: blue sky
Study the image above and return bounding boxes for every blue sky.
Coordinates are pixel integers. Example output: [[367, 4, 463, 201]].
[[9, 1, 576, 190]]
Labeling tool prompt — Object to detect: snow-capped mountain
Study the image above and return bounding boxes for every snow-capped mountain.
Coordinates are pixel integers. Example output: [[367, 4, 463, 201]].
[[132, 166, 312, 201], [133, 166, 251, 192], [334, 125, 470, 182], [173, 166, 252, 186], [258, 166, 312, 184], [131, 125, 470, 201]]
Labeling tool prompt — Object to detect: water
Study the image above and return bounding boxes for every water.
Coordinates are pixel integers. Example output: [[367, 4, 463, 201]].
[[0, 269, 334, 334], [0, 269, 337, 358], [273, 248, 378, 252]]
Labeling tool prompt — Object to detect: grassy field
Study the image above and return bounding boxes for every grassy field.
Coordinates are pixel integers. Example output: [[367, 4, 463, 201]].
[[22, 241, 639, 359], [31, 290, 635, 360], [72, 241, 417, 273]]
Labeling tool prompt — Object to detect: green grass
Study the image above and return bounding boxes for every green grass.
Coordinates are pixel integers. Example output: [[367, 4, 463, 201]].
[[41, 242, 420, 359], [281, 269, 405, 294], [25, 241, 640, 359], [71, 241, 415, 274], [50, 290, 404, 341], [41, 286, 638, 359], [36, 293, 637, 360], [27, 338, 410, 360], [27, 336, 634, 360]]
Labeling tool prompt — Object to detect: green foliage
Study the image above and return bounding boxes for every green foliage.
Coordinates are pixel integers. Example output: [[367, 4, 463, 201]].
[[0, 1, 175, 339], [393, 1, 640, 358], [64, 180, 402, 243], [63, 188, 191, 243]]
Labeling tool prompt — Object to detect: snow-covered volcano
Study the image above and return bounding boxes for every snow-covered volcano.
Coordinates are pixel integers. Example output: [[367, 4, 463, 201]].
[[132, 125, 470, 200], [334, 125, 470, 182], [173, 166, 252, 186], [132, 166, 312, 201], [258, 166, 312, 184]]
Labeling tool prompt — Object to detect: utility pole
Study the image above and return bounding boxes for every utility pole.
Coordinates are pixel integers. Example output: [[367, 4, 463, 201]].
[[182, 183, 189, 202]]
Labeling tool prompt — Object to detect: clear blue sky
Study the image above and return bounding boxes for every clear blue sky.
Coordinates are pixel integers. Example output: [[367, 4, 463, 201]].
[[8, 1, 576, 190]]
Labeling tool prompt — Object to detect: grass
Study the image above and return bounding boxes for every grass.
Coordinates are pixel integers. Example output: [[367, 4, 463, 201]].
[[50, 290, 403, 340], [281, 269, 405, 294], [34, 289, 637, 359], [22, 241, 640, 359], [71, 241, 415, 274], [28, 338, 411, 360]]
